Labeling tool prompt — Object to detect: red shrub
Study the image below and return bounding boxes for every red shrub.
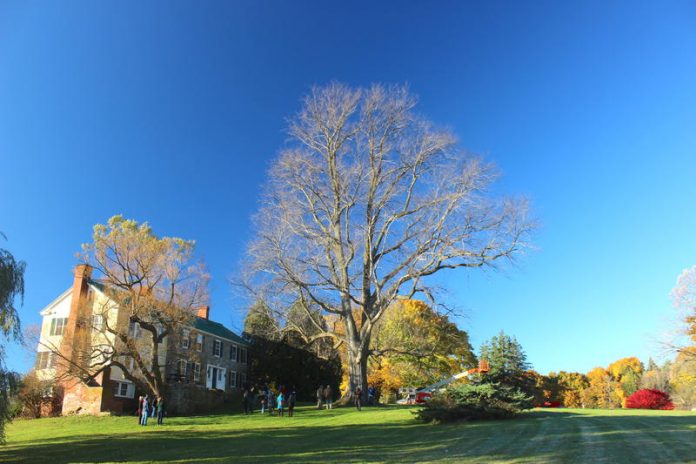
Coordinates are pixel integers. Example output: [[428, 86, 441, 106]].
[[625, 389, 674, 410]]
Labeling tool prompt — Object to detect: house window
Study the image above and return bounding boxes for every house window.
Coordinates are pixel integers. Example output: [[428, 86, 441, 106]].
[[241, 373, 247, 388], [181, 329, 190, 349], [240, 348, 247, 364], [178, 359, 187, 376], [36, 352, 54, 370], [213, 339, 222, 357], [49, 317, 67, 336], [230, 371, 237, 388], [114, 381, 134, 399], [193, 362, 201, 382], [128, 320, 141, 338], [93, 314, 104, 331], [194, 334, 204, 352], [229, 344, 237, 361]]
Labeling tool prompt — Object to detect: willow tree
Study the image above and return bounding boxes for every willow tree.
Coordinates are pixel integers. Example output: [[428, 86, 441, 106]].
[[0, 233, 25, 442], [245, 83, 532, 399]]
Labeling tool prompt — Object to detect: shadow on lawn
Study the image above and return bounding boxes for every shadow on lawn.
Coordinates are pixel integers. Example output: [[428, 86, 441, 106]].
[[2, 410, 694, 463]]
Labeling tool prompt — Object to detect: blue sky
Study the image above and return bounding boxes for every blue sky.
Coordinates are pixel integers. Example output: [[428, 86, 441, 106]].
[[1, 1, 695, 375]]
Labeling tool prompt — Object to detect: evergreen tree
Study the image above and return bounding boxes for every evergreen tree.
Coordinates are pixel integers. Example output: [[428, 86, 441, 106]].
[[479, 331, 532, 393]]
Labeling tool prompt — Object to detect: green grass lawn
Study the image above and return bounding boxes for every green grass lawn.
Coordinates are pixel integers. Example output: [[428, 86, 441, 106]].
[[1, 406, 695, 463]]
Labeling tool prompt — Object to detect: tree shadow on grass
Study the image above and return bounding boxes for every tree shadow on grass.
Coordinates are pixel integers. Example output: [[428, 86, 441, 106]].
[[2, 410, 694, 463]]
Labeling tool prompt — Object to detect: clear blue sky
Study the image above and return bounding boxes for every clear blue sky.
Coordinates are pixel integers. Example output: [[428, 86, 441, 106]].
[[2, 1, 695, 375]]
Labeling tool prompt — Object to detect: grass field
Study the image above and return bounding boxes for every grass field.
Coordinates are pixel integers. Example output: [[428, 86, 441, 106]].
[[1, 406, 695, 463]]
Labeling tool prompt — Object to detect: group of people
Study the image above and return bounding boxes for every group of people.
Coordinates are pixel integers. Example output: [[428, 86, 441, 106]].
[[137, 394, 165, 426], [245, 384, 298, 417], [315, 384, 334, 409], [135, 383, 377, 424]]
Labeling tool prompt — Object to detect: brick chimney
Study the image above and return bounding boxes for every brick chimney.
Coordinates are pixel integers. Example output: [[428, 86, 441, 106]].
[[60, 264, 94, 370], [196, 305, 210, 320]]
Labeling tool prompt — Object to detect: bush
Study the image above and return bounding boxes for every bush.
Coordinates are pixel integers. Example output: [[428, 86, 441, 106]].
[[625, 389, 674, 410], [414, 382, 534, 423]]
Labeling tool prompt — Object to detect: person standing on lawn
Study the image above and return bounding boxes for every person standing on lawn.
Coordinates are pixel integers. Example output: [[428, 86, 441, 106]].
[[354, 388, 363, 411], [156, 396, 165, 425], [136, 396, 143, 424], [276, 390, 285, 417], [316, 385, 324, 409], [140, 395, 150, 426], [324, 385, 333, 409], [287, 387, 296, 417], [242, 388, 251, 415]]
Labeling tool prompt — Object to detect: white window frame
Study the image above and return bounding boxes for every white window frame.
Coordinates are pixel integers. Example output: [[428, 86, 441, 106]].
[[50, 317, 67, 336], [230, 370, 237, 388], [92, 314, 104, 332], [181, 329, 190, 349], [195, 334, 204, 352], [213, 339, 222, 357], [230, 344, 238, 361], [37, 351, 54, 370], [193, 362, 201, 382], [114, 381, 134, 399], [178, 359, 187, 376]]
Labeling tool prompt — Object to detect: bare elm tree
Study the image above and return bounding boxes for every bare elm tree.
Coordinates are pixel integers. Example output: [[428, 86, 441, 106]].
[[244, 83, 533, 400]]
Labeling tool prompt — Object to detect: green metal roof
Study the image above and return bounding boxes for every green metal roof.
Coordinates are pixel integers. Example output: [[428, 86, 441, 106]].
[[193, 317, 247, 345]]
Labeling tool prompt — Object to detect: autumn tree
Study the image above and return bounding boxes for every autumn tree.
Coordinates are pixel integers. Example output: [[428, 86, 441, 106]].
[[581, 367, 622, 409], [244, 83, 533, 398], [0, 233, 25, 442], [557, 371, 588, 408], [669, 348, 696, 410], [38, 216, 208, 398], [607, 357, 643, 400], [17, 370, 56, 419], [368, 299, 476, 396]]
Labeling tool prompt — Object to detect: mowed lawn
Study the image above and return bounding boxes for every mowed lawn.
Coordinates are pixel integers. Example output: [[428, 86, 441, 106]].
[[2, 406, 695, 463]]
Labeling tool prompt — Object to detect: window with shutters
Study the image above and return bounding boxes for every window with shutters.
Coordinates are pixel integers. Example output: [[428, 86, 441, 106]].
[[181, 329, 190, 349], [178, 359, 187, 376], [229, 344, 237, 361], [193, 362, 201, 382], [230, 370, 237, 388], [213, 339, 222, 357]]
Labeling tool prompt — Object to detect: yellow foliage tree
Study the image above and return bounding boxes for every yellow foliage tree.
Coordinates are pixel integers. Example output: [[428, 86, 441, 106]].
[[367, 299, 476, 400]]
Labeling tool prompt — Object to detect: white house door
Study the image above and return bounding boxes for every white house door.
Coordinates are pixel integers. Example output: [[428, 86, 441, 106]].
[[207, 365, 226, 390]]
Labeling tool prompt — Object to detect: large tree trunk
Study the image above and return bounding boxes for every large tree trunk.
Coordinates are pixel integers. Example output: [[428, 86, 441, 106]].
[[342, 336, 369, 404]]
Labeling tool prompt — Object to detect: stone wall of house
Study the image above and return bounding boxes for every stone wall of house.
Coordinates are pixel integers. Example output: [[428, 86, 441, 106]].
[[61, 378, 103, 415]]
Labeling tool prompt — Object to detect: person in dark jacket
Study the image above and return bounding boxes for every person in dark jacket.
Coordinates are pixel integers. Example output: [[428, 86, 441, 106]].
[[354, 387, 363, 411], [287, 388, 297, 417], [156, 396, 165, 425]]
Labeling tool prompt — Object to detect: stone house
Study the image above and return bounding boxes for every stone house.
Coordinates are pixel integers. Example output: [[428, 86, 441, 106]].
[[34, 264, 249, 415]]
